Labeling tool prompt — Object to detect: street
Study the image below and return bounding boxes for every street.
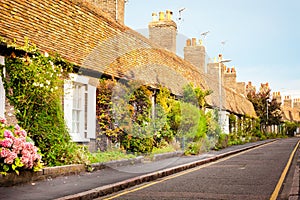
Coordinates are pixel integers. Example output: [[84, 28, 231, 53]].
[[102, 138, 299, 200]]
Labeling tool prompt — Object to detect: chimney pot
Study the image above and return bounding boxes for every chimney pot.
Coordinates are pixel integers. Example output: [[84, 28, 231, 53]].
[[192, 38, 197, 46], [166, 10, 173, 20], [159, 11, 165, 21], [218, 54, 223, 62], [199, 39, 203, 46], [186, 39, 191, 46], [152, 12, 158, 21]]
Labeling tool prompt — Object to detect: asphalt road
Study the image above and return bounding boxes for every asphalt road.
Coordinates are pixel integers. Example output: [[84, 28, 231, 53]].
[[102, 138, 299, 200]]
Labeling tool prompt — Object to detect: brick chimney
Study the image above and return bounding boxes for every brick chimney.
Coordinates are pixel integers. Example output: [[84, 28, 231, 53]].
[[93, 0, 125, 24], [272, 91, 282, 104], [246, 81, 256, 96], [149, 10, 177, 53], [184, 38, 206, 73], [283, 95, 292, 109], [294, 98, 300, 109], [259, 82, 270, 95], [223, 66, 237, 90], [236, 82, 246, 96]]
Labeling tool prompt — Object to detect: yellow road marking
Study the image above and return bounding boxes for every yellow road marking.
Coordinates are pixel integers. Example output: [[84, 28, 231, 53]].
[[104, 142, 274, 200], [270, 140, 300, 200]]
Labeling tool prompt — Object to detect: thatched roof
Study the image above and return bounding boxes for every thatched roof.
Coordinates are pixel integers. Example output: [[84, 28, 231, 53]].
[[282, 108, 300, 122], [0, 0, 256, 117]]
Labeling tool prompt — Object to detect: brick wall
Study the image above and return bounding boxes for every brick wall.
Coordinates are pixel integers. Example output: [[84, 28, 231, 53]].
[[223, 67, 237, 90], [273, 92, 282, 104], [283, 96, 292, 109], [294, 98, 300, 109], [184, 38, 206, 73], [149, 10, 177, 53]]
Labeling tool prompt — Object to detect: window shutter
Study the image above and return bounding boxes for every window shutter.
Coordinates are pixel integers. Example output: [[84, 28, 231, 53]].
[[64, 79, 77, 140], [87, 84, 96, 139]]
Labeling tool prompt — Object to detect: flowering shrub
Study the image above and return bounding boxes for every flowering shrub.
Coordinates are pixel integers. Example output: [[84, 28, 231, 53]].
[[0, 117, 43, 175], [1, 38, 90, 167]]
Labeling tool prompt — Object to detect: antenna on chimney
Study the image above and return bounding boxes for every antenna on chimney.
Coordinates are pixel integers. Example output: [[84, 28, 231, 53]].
[[201, 31, 210, 39], [177, 7, 186, 21], [221, 40, 227, 46]]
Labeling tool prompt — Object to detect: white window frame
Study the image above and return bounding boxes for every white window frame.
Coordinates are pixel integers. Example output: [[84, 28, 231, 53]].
[[64, 74, 96, 142]]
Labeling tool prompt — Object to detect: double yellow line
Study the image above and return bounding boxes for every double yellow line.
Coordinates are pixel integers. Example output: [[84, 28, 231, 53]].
[[104, 140, 299, 200], [270, 140, 300, 200]]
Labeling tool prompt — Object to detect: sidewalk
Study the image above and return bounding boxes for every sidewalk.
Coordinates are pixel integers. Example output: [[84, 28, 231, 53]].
[[0, 139, 297, 200]]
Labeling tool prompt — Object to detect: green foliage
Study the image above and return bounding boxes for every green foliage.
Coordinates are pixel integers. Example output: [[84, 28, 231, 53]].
[[151, 142, 176, 155], [121, 135, 154, 153], [214, 133, 229, 150], [88, 149, 135, 164], [96, 79, 122, 143], [184, 138, 211, 155], [247, 87, 282, 133], [182, 83, 212, 109], [97, 80, 156, 153], [2, 42, 88, 166], [283, 121, 299, 136], [206, 110, 221, 142], [155, 86, 178, 142]]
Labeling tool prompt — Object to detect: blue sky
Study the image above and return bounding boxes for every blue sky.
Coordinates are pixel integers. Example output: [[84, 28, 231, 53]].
[[124, 0, 300, 98]]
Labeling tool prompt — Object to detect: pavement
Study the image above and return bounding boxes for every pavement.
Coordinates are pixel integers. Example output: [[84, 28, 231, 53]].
[[0, 138, 299, 200]]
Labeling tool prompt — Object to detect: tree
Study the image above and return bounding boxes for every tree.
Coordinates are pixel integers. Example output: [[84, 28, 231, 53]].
[[182, 83, 212, 110], [247, 85, 282, 133]]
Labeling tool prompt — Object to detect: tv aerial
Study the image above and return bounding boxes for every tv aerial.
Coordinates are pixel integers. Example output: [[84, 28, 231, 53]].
[[201, 31, 210, 39], [177, 7, 186, 21]]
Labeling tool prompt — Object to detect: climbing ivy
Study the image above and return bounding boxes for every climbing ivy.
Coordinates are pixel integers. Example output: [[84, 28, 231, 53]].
[[1, 39, 89, 166]]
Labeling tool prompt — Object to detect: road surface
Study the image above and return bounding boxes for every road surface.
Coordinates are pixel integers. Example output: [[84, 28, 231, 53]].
[[102, 138, 299, 200]]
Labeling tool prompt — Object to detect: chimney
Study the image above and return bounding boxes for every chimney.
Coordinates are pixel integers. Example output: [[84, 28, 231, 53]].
[[95, 0, 126, 24], [259, 82, 270, 94], [149, 10, 177, 53], [223, 66, 237, 90], [246, 81, 256, 96], [236, 82, 246, 96], [283, 95, 292, 109], [184, 37, 206, 73], [272, 91, 282, 104], [294, 98, 300, 109]]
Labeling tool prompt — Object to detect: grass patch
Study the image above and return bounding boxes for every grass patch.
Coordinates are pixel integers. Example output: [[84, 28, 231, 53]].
[[88, 150, 136, 164], [151, 145, 176, 155]]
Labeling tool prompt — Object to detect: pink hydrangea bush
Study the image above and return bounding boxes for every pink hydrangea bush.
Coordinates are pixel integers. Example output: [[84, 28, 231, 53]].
[[0, 117, 43, 175]]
